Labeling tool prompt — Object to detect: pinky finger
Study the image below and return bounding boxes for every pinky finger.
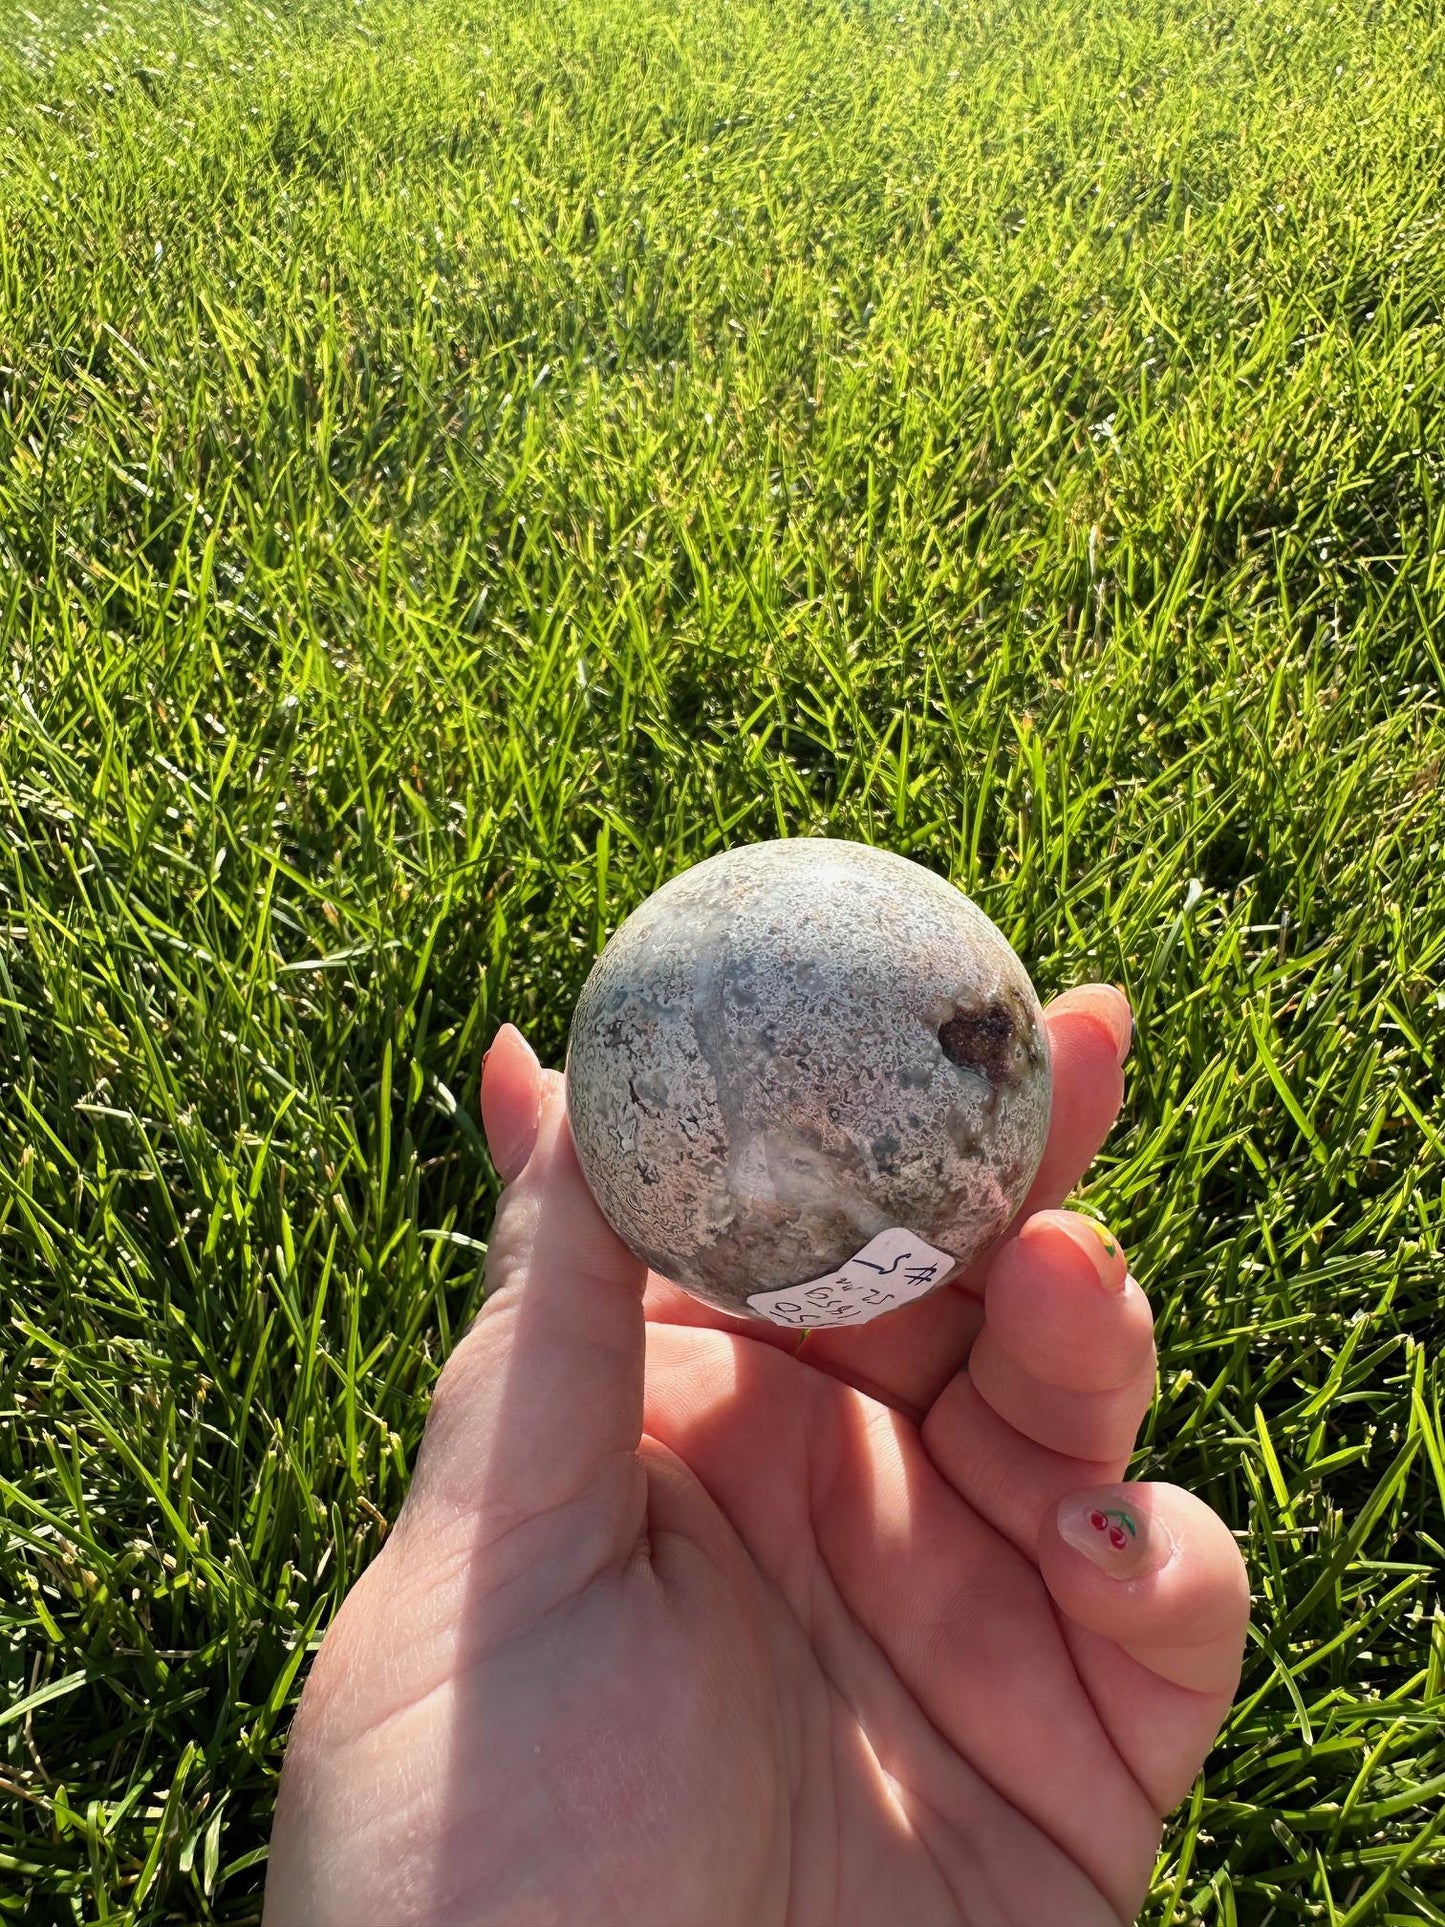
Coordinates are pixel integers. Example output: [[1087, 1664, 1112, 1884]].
[[1040, 1481, 1249, 1694], [1038, 1482, 1250, 1812]]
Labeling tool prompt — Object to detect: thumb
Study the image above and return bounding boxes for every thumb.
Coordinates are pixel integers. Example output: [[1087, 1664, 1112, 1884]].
[[402, 1024, 649, 1579], [478, 1020, 545, 1184]]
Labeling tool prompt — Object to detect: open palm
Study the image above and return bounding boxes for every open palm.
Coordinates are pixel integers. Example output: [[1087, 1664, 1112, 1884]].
[[266, 988, 1248, 1927]]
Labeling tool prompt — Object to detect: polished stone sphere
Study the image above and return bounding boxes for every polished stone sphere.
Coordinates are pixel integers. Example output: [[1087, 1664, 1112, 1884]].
[[564, 838, 1052, 1326]]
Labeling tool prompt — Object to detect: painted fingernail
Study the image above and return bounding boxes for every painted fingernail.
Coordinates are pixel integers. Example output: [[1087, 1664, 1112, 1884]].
[[1058, 1492, 1167, 1579], [1084, 1220, 1127, 1290], [1023, 1211, 1127, 1291]]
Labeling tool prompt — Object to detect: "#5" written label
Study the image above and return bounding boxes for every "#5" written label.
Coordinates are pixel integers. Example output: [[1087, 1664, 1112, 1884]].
[[746, 1227, 959, 1329]]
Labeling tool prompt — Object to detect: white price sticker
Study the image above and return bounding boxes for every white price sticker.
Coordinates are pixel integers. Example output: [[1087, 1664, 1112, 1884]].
[[746, 1227, 959, 1329]]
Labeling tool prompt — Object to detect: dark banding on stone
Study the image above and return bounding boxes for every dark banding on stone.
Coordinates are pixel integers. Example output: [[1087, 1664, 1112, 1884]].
[[938, 999, 1026, 1087]]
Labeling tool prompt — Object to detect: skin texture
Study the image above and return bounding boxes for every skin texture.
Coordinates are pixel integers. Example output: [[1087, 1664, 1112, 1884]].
[[265, 985, 1250, 1927]]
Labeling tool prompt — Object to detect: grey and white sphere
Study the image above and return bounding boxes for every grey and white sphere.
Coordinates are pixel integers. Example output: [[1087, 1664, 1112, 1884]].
[[564, 838, 1052, 1327]]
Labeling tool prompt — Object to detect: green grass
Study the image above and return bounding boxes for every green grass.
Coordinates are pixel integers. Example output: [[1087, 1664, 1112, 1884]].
[[2, 0, 1443, 1917]]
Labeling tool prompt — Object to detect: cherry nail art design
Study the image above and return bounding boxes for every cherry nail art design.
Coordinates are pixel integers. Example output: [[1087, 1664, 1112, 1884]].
[[1088, 1506, 1137, 1553], [1061, 1493, 1160, 1576]]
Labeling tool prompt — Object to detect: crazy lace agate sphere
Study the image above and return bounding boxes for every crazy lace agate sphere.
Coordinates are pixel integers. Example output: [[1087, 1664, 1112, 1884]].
[[564, 838, 1052, 1327]]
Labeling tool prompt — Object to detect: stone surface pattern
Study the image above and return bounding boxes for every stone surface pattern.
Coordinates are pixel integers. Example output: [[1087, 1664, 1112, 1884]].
[[565, 838, 1053, 1320]]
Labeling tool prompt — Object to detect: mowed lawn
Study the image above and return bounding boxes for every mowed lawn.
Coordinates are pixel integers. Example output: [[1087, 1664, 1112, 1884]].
[[2, 0, 1443, 1918]]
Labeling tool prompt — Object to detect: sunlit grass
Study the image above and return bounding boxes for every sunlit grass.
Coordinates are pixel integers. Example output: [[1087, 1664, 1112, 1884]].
[[1, 0, 1442, 1918]]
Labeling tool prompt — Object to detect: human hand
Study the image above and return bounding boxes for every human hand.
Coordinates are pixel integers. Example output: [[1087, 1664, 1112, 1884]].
[[265, 986, 1249, 1927]]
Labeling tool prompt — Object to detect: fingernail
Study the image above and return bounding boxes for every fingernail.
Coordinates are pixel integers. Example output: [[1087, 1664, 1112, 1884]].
[[1058, 1492, 1168, 1580], [1082, 1218, 1127, 1290], [1103, 985, 1133, 1066], [1051, 984, 1132, 1067], [1019, 1211, 1126, 1291]]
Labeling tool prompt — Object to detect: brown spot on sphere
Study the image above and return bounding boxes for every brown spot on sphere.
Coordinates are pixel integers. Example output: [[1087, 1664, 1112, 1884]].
[[565, 838, 1052, 1322], [939, 1001, 1021, 1083]]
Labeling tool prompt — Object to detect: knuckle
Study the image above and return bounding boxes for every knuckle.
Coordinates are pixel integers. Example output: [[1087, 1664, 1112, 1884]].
[[481, 1181, 542, 1299]]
